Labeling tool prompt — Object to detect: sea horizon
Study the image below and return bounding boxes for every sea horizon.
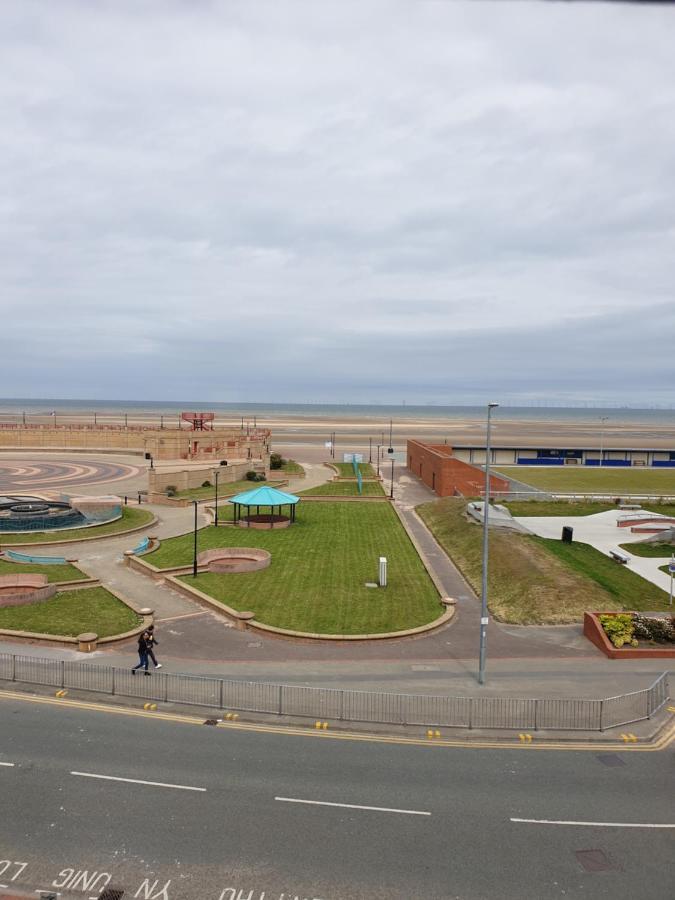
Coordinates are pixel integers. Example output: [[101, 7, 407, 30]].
[[0, 397, 674, 426]]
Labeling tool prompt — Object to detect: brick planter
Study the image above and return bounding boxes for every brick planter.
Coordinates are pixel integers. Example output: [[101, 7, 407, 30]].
[[584, 612, 675, 659], [197, 547, 271, 573], [0, 573, 56, 607]]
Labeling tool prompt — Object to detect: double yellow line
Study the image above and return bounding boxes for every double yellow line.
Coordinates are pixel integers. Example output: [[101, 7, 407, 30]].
[[1, 688, 673, 753]]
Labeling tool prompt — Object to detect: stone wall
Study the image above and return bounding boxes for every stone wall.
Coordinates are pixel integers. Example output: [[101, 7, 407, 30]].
[[148, 461, 260, 493], [0, 423, 271, 461]]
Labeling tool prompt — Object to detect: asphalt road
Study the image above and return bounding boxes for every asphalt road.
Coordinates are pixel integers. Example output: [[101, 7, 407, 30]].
[[0, 698, 673, 900]]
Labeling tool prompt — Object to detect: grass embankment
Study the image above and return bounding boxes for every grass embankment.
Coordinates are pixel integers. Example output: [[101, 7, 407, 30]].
[[504, 501, 616, 517], [417, 498, 669, 624], [0, 507, 155, 545], [618, 542, 675, 558], [0, 559, 86, 583], [175, 480, 269, 500], [332, 462, 377, 478], [494, 467, 675, 495], [148, 502, 439, 634], [300, 481, 385, 497], [0, 586, 141, 637]]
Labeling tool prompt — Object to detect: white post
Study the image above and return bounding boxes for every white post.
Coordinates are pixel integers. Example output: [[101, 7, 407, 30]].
[[379, 556, 387, 588]]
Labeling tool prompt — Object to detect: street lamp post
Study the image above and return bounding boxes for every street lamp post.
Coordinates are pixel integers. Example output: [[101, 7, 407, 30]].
[[192, 500, 199, 577], [214, 469, 220, 527], [599, 416, 609, 467], [478, 402, 499, 686], [377, 445, 381, 477], [369, 437, 372, 463], [389, 458, 395, 499]]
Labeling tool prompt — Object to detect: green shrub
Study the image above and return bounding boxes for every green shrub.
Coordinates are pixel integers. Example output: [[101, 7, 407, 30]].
[[201, 480, 211, 488], [165, 484, 177, 497], [246, 471, 257, 481], [270, 453, 284, 470], [599, 613, 635, 648]]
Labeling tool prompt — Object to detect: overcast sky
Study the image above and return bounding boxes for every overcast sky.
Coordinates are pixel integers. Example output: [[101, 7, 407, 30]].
[[1, 1, 674, 405]]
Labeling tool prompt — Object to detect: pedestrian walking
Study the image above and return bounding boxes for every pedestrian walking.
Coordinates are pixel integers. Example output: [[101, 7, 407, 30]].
[[131, 631, 151, 675], [146, 624, 162, 669]]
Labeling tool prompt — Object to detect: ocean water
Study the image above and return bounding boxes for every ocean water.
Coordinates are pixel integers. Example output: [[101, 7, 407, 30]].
[[0, 398, 674, 425]]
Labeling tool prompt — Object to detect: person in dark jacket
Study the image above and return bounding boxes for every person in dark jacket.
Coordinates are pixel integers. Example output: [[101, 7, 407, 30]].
[[131, 632, 151, 675], [145, 624, 161, 669]]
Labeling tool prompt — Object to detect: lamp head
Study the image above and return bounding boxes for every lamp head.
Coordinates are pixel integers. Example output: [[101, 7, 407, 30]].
[[488, 402, 499, 409]]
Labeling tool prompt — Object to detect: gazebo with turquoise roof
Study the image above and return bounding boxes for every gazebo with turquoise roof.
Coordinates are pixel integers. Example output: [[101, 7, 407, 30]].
[[228, 485, 300, 529]]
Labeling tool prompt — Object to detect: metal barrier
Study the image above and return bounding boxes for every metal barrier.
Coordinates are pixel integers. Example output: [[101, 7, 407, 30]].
[[0, 652, 668, 732]]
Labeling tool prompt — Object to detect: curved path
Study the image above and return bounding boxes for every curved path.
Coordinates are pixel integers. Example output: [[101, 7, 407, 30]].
[[0, 454, 142, 493]]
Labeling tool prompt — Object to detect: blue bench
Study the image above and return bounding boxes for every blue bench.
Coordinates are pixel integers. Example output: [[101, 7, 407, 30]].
[[4, 549, 68, 565], [131, 537, 150, 555]]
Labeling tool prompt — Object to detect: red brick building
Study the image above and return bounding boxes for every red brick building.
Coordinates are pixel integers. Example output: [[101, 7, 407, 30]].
[[406, 439, 510, 498]]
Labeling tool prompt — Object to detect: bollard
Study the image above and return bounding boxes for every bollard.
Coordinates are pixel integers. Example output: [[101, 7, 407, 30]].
[[77, 632, 98, 653], [236, 612, 255, 631]]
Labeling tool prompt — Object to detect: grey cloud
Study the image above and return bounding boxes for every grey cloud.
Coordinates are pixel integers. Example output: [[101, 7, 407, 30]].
[[1, 0, 674, 403]]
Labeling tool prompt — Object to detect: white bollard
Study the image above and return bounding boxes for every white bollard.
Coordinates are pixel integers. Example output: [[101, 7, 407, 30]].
[[379, 556, 387, 588]]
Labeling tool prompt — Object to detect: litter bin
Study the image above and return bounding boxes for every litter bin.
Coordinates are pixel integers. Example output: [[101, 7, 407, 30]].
[[562, 526, 573, 544]]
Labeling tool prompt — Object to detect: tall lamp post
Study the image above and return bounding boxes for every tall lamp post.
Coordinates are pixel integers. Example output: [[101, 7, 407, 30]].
[[192, 500, 199, 577], [369, 437, 372, 463], [214, 469, 220, 527], [599, 416, 608, 467], [478, 402, 499, 686], [389, 458, 395, 499], [376, 444, 381, 477]]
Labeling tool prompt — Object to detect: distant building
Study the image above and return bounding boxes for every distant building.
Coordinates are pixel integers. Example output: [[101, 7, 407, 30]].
[[406, 440, 510, 497], [450, 446, 675, 468]]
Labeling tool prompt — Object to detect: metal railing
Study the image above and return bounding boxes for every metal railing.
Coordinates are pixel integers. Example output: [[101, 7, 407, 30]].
[[0, 652, 668, 732]]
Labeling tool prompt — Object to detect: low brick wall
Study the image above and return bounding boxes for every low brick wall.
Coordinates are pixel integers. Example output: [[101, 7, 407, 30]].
[[584, 612, 675, 659], [197, 547, 271, 573], [0, 574, 56, 607]]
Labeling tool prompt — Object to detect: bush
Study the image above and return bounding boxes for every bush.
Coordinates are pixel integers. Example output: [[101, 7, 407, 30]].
[[201, 480, 211, 488], [270, 453, 284, 470], [633, 614, 675, 643], [165, 484, 177, 497], [599, 613, 635, 648]]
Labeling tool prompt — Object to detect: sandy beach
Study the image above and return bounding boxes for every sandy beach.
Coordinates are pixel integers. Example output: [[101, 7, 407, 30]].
[[0, 409, 672, 451]]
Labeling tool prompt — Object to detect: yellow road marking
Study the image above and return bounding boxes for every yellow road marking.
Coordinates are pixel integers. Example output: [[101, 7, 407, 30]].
[[0, 688, 673, 753]]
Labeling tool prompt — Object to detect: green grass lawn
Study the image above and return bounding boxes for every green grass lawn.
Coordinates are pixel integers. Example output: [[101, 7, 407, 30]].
[[504, 500, 616, 517], [0, 586, 141, 637], [505, 500, 675, 518], [300, 481, 385, 497], [618, 542, 675, 558], [533, 538, 669, 612], [332, 462, 376, 478], [417, 497, 670, 624], [280, 459, 304, 475], [0, 506, 155, 545], [175, 479, 269, 500], [495, 466, 675, 495], [148, 502, 439, 634], [0, 558, 87, 582]]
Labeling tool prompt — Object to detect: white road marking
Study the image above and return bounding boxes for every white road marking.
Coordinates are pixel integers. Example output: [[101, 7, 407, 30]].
[[70, 771, 206, 792], [275, 796, 430, 816], [511, 817, 675, 829], [0, 761, 15, 767]]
